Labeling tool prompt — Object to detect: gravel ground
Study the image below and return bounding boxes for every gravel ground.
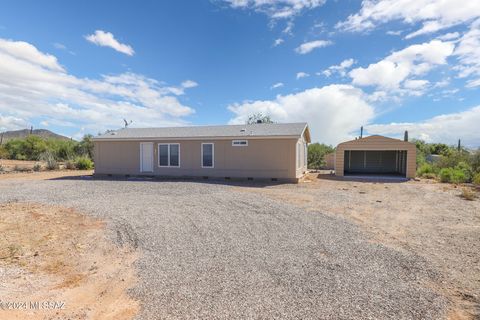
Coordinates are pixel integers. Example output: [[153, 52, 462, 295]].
[[0, 176, 448, 319]]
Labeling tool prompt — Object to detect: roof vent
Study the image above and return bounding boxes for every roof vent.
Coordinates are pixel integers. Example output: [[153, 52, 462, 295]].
[[240, 128, 246, 132], [110, 132, 117, 135]]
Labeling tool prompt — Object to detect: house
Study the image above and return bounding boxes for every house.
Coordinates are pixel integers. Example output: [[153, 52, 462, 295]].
[[335, 135, 416, 179], [92, 122, 311, 182]]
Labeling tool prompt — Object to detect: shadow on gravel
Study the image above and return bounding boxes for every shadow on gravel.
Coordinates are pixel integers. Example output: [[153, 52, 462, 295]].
[[49, 174, 290, 188], [315, 173, 409, 183]]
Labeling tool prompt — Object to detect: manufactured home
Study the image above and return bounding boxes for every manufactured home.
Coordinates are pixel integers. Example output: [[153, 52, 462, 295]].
[[335, 135, 416, 179], [92, 123, 310, 182]]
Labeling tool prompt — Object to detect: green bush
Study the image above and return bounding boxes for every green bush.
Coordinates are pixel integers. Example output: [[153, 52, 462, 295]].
[[471, 150, 480, 174], [75, 157, 93, 170], [0, 145, 8, 159], [308, 143, 334, 169], [439, 168, 467, 184], [473, 173, 480, 186], [33, 163, 42, 172], [417, 163, 438, 177], [455, 161, 473, 182]]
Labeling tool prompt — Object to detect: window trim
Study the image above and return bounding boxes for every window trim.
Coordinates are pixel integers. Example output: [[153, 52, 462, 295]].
[[232, 140, 248, 147], [201, 143, 214, 168], [158, 143, 180, 168]]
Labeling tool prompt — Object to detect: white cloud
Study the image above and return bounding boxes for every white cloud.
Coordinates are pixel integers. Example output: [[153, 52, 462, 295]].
[[386, 30, 402, 36], [273, 38, 284, 46], [452, 19, 480, 87], [403, 79, 429, 90], [270, 82, 284, 89], [321, 58, 356, 77], [228, 84, 375, 144], [282, 21, 294, 34], [349, 40, 454, 90], [336, 0, 480, 39], [0, 114, 28, 131], [367, 105, 480, 147], [0, 37, 196, 134], [0, 38, 64, 72], [295, 39, 332, 54], [85, 30, 134, 56], [296, 72, 309, 79], [222, 0, 325, 19], [437, 32, 460, 41], [181, 80, 198, 89]]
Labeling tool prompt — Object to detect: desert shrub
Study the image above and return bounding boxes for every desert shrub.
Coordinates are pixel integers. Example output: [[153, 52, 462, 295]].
[[75, 157, 93, 170], [14, 165, 31, 172], [74, 135, 94, 159], [0, 164, 3, 172], [437, 150, 471, 169], [4, 136, 47, 160], [422, 173, 437, 179], [33, 163, 42, 172], [47, 139, 77, 161], [460, 188, 476, 201], [0, 145, 8, 159], [64, 159, 76, 170], [308, 143, 334, 169], [39, 151, 58, 170], [473, 173, 480, 186], [455, 161, 473, 182], [439, 168, 467, 184], [471, 150, 480, 174], [417, 163, 438, 177]]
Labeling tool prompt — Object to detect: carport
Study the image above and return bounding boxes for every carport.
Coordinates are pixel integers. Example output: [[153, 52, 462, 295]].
[[335, 135, 416, 179]]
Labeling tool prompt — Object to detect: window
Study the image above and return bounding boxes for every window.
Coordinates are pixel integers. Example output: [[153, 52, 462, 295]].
[[158, 143, 180, 167], [201, 143, 214, 168], [232, 140, 248, 146]]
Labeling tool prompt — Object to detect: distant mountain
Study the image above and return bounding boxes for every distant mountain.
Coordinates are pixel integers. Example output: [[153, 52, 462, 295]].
[[0, 129, 70, 142]]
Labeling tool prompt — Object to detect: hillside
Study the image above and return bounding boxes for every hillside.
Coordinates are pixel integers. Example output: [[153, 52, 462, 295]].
[[0, 129, 70, 142]]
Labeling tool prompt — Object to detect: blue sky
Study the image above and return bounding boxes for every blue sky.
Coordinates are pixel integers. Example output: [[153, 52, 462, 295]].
[[0, 0, 479, 146]]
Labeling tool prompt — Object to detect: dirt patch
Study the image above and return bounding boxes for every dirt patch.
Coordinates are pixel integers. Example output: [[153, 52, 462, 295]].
[[0, 169, 93, 181], [238, 173, 480, 319], [0, 202, 139, 320]]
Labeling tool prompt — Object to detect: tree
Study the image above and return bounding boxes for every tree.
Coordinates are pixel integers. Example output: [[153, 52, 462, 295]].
[[307, 143, 334, 169], [74, 134, 94, 159], [246, 113, 274, 124]]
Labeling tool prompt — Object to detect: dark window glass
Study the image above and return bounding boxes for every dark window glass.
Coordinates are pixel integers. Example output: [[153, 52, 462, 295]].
[[202, 144, 213, 167], [170, 144, 179, 166], [159, 144, 169, 166]]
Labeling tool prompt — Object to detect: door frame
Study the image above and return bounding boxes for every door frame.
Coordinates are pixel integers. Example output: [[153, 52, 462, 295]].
[[140, 142, 154, 173]]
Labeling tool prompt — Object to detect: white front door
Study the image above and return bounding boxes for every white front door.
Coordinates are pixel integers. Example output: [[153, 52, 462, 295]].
[[140, 142, 153, 172]]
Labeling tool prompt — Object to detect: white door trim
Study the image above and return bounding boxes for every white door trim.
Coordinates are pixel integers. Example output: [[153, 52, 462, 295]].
[[140, 142, 154, 172]]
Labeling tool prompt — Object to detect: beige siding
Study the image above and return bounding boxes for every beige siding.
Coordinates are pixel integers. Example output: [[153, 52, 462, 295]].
[[94, 138, 300, 180], [334, 136, 417, 178]]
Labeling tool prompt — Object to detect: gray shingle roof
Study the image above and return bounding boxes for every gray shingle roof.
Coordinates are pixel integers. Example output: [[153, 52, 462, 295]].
[[93, 122, 308, 140]]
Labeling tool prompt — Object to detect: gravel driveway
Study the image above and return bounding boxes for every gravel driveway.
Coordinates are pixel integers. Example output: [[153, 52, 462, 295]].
[[0, 176, 448, 319]]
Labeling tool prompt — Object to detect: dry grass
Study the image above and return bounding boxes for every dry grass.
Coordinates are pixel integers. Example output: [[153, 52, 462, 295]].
[[460, 188, 477, 201], [0, 202, 139, 320]]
